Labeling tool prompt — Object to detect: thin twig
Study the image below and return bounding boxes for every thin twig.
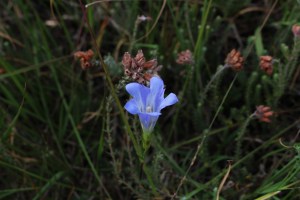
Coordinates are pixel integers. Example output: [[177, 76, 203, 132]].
[[216, 161, 232, 200], [172, 74, 238, 199]]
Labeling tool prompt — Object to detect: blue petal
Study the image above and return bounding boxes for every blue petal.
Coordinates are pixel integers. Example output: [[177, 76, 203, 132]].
[[159, 93, 178, 110], [126, 83, 149, 100], [150, 77, 164, 95], [126, 82, 149, 111], [124, 99, 140, 114], [124, 77, 178, 133], [138, 112, 161, 132], [141, 112, 161, 116], [148, 77, 164, 111]]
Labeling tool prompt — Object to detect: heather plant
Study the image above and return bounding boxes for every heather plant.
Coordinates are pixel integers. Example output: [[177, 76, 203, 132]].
[[1, 0, 300, 200]]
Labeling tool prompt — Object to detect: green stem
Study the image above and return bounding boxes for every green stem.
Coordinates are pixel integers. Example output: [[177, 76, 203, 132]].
[[81, 1, 143, 163], [194, 0, 213, 81], [235, 114, 255, 161], [141, 129, 158, 194], [142, 162, 157, 195], [208, 74, 238, 130], [198, 66, 226, 107], [286, 37, 300, 82], [170, 64, 194, 137], [172, 74, 238, 199], [128, 18, 140, 53]]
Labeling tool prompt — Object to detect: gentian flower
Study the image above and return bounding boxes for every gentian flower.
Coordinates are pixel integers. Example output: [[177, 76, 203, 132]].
[[124, 77, 178, 133]]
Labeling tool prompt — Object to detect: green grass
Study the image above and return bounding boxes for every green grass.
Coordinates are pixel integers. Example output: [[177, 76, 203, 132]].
[[1, 0, 300, 199]]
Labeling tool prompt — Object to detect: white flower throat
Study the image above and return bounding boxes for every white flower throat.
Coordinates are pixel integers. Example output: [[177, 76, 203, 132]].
[[146, 106, 153, 113]]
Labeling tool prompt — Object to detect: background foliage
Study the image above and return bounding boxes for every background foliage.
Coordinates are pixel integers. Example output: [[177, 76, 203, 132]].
[[0, 0, 300, 199]]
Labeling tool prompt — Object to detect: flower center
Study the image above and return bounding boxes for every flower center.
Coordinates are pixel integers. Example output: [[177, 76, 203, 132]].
[[146, 106, 153, 113]]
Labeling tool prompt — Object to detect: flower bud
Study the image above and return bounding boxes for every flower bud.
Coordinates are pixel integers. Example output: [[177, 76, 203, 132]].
[[224, 49, 244, 71], [254, 105, 274, 123], [259, 55, 273, 75]]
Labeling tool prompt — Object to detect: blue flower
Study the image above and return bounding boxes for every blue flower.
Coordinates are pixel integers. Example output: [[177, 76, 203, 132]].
[[124, 77, 178, 133]]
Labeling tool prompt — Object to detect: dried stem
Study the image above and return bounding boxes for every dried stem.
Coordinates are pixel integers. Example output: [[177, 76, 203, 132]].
[[172, 74, 238, 199]]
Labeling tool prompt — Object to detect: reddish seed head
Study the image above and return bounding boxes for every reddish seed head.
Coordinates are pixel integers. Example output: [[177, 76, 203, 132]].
[[292, 24, 300, 37], [259, 55, 273, 75], [74, 49, 94, 70], [143, 59, 158, 69], [225, 49, 244, 71], [134, 50, 145, 67], [0, 68, 6, 74], [176, 49, 194, 65], [143, 73, 153, 81], [121, 50, 162, 85], [122, 52, 132, 69], [74, 49, 94, 60], [254, 105, 274, 123]]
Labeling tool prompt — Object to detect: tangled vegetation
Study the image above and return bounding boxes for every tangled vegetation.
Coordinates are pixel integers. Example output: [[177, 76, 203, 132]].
[[0, 0, 300, 199]]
